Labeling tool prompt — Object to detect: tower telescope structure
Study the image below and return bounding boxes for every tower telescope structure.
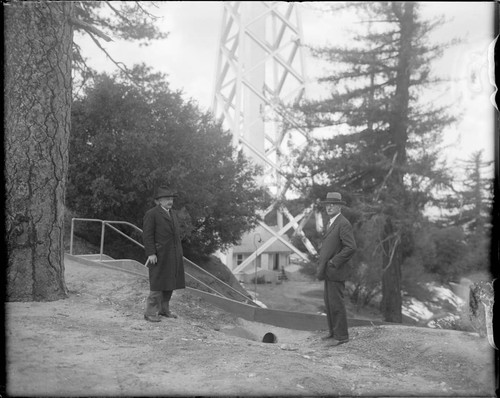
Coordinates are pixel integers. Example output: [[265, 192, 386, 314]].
[[212, 1, 317, 273]]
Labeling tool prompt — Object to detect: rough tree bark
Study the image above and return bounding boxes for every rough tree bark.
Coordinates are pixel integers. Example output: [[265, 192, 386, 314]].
[[380, 218, 403, 322], [380, 2, 415, 323], [5, 2, 74, 301]]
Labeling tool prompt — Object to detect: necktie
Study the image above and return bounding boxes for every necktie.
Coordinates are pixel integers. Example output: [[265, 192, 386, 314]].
[[328, 217, 336, 228]]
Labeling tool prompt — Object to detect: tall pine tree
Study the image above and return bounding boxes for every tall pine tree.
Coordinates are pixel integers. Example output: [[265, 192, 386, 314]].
[[445, 150, 493, 275], [291, 2, 456, 321], [452, 151, 493, 241], [5, 2, 166, 301]]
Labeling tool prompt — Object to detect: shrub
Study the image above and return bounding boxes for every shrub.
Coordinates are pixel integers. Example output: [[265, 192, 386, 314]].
[[250, 275, 266, 284]]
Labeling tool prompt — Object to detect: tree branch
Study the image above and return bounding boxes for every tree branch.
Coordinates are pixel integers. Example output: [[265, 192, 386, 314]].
[[69, 16, 113, 42], [105, 2, 132, 24], [374, 152, 398, 202], [86, 31, 139, 87], [135, 1, 162, 19], [382, 234, 401, 273]]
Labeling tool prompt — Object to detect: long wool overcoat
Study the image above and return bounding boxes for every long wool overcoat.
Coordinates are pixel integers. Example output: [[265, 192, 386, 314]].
[[142, 205, 186, 291]]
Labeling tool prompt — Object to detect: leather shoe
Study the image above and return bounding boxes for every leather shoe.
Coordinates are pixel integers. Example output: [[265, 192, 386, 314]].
[[159, 311, 178, 319], [328, 338, 349, 347], [144, 314, 161, 322], [321, 333, 334, 340]]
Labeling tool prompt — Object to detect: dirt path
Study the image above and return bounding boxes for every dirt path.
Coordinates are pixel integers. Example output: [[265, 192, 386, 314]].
[[5, 258, 496, 396]]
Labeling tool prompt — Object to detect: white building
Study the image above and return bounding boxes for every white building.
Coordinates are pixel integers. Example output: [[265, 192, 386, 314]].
[[219, 225, 292, 284]]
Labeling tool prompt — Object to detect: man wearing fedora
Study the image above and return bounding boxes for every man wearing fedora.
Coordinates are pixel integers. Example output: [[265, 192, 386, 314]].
[[317, 192, 357, 346], [142, 186, 186, 322]]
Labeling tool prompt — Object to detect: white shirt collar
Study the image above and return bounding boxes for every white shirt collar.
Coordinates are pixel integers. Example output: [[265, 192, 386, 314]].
[[160, 205, 171, 214], [327, 212, 340, 227]]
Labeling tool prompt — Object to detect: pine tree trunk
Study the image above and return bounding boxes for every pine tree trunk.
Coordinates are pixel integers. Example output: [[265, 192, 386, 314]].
[[380, 2, 415, 322], [380, 218, 403, 322], [5, 2, 74, 301]]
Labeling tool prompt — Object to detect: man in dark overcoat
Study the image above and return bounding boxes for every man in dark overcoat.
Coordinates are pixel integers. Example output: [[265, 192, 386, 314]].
[[316, 192, 357, 346], [142, 186, 186, 322]]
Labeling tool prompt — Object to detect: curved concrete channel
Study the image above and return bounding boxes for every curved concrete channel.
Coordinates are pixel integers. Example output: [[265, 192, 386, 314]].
[[65, 253, 395, 333]]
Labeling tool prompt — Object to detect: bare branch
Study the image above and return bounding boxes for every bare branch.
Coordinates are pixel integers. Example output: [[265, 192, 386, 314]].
[[72, 42, 96, 97], [86, 31, 139, 87], [105, 1, 133, 24], [382, 234, 401, 273], [69, 16, 113, 42], [135, 2, 162, 19], [374, 152, 398, 202]]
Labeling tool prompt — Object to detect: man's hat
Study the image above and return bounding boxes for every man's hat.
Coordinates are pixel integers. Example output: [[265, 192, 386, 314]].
[[155, 186, 178, 199], [321, 192, 346, 205]]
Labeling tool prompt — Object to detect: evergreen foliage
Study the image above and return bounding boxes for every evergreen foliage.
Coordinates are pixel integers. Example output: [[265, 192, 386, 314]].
[[72, 2, 168, 91], [67, 66, 266, 261], [288, 2, 458, 321], [434, 150, 493, 276], [446, 151, 493, 238]]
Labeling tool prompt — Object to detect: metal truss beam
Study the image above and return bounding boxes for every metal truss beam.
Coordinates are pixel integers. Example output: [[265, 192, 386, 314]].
[[212, 1, 317, 267]]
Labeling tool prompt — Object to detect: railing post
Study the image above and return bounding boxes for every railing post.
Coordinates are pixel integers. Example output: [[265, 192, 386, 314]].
[[100, 221, 106, 262], [70, 218, 75, 255]]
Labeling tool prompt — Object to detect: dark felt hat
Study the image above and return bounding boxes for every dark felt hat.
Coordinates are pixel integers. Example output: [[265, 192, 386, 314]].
[[155, 186, 178, 199], [321, 192, 346, 205]]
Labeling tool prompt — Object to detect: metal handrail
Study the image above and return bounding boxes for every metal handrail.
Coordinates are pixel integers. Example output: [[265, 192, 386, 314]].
[[69, 217, 256, 306], [104, 222, 144, 249], [70, 218, 144, 261]]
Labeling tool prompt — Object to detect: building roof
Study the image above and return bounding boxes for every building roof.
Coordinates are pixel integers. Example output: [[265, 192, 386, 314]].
[[232, 225, 292, 254]]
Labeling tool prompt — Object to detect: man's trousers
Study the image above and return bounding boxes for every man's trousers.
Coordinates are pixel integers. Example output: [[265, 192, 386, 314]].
[[144, 290, 173, 316], [324, 280, 349, 340]]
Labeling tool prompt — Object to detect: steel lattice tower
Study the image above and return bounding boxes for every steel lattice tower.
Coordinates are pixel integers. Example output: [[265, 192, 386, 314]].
[[212, 1, 317, 273]]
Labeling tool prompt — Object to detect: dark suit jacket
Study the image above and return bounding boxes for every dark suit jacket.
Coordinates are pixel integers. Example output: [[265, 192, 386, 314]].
[[317, 213, 357, 282]]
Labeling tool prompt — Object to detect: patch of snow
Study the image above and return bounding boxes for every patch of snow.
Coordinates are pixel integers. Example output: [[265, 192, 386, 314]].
[[402, 297, 434, 321], [425, 282, 464, 307], [402, 282, 467, 325]]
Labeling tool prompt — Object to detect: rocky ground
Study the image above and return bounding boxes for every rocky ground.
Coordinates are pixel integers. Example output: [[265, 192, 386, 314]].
[[5, 256, 496, 397]]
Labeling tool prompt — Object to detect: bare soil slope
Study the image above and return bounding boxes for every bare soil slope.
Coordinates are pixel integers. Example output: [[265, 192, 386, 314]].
[[6, 257, 496, 397]]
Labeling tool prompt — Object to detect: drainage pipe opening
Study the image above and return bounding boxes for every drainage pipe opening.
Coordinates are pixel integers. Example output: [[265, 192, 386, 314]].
[[262, 332, 278, 344]]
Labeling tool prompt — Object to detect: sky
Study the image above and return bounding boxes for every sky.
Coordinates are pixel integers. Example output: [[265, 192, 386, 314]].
[[75, 1, 497, 170]]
